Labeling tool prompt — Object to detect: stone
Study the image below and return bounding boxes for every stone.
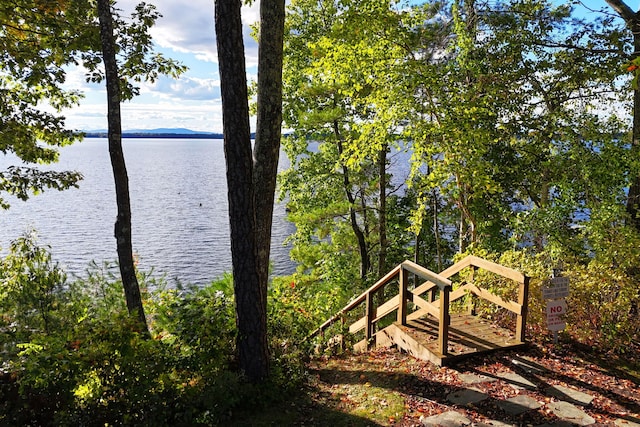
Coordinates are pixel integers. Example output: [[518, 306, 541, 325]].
[[546, 385, 594, 406], [615, 417, 640, 427], [511, 356, 548, 374], [534, 422, 575, 427], [497, 394, 542, 416], [496, 372, 537, 390], [447, 387, 489, 405], [458, 372, 498, 385], [548, 401, 596, 426], [420, 411, 471, 426], [473, 421, 516, 427]]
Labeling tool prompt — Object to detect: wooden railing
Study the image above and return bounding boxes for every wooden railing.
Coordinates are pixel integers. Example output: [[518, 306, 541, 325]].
[[309, 255, 530, 357]]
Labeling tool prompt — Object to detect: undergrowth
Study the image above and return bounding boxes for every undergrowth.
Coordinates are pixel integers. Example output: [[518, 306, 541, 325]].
[[0, 233, 307, 426]]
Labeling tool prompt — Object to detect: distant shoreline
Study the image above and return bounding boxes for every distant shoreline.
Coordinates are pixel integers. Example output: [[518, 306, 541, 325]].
[[83, 132, 226, 139]]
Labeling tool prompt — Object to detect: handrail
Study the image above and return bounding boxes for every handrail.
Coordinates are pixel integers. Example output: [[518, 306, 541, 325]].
[[401, 260, 452, 289], [308, 255, 529, 354], [441, 255, 526, 283], [307, 264, 402, 339]]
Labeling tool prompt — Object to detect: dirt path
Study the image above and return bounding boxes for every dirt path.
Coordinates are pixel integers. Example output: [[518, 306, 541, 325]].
[[300, 343, 640, 426]]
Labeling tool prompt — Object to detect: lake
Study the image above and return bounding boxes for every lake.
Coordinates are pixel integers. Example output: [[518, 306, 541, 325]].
[[0, 138, 296, 286]]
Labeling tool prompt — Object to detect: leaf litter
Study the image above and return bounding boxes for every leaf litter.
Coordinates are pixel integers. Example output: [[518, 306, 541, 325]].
[[302, 342, 640, 426]]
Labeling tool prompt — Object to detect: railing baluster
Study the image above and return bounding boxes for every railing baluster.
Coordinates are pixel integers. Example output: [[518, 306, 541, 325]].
[[365, 291, 375, 349], [467, 265, 478, 315], [439, 284, 450, 356], [397, 266, 408, 326], [516, 276, 529, 343]]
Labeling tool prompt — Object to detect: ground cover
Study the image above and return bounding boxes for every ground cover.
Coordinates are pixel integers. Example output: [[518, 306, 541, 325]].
[[233, 341, 640, 426]]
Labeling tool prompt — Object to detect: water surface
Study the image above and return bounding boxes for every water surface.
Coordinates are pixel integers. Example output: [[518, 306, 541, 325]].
[[0, 138, 295, 285]]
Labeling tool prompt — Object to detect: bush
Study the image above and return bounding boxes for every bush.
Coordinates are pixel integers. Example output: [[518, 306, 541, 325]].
[[483, 249, 640, 354], [0, 237, 309, 426], [0, 231, 69, 344]]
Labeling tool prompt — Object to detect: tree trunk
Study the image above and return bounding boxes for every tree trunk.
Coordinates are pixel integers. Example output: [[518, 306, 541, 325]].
[[97, 0, 148, 334], [377, 144, 388, 277], [432, 189, 443, 271], [253, 0, 285, 295], [334, 122, 371, 279], [605, 0, 640, 231], [627, 31, 640, 230], [215, 0, 269, 382]]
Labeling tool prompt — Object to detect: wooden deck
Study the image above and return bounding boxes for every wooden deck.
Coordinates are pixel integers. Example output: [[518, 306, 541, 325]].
[[310, 256, 529, 367], [382, 314, 526, 366]]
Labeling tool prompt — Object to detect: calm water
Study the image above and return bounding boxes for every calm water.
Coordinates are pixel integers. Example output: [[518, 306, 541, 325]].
[[0, 138, 296, 285]]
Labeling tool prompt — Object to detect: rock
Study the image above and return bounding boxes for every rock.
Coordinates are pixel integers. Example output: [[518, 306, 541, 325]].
[[447, 387, 489, 405], [421, 411, 471, 426], [473, 421, 516, 427], [458, 372, 498, 385], [547, 400, 596, 426], [511, 356, 548, 374], [546, 384, 594, 406], [496, 372, 537, 390], [615, 417, 640, 427], [497, 395, 542, 416]]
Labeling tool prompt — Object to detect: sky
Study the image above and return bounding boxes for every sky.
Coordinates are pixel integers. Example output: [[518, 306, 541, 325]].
[[62, 0, 260, 133], [60, 0, 624, 133]]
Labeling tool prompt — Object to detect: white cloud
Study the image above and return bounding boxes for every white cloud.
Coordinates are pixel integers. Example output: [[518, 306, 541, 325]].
[[63, 65, 103, 93], [59, 1, 263, 132], [143, 76, 221, 101], [63, 100, 226, 133], [134, 0, 260, 66]]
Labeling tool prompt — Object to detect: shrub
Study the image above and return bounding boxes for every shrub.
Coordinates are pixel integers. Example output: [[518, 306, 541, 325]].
[[0, 231, 69, 344]]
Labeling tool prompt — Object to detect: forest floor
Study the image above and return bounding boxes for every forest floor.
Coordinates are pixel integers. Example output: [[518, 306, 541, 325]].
[[234, 341, 640, 426]]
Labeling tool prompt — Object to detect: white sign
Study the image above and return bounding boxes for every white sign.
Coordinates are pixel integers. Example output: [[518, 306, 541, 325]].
[[546, 299, 567, 331], [542, 276, 570, 300]]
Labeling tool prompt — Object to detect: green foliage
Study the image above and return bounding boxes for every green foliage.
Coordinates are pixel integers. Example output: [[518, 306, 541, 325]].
[[82, 2, 187, 101], [0, 1, 93, 208], [266, 275, 317, 388], [0, 239, 307, 426], [0, 1, 185, 209], [282, 0, 635, 343], [148, 275, 237, 375], [0, 231, 68, 342], [463, 247, 640, 353]]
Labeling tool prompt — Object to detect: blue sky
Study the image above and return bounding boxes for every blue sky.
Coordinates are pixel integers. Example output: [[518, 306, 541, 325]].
[[60, 0, 624, 133], [62, 0, 260, 133]]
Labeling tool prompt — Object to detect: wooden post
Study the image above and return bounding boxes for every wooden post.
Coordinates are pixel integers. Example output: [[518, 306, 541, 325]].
[[365, 291, 375, 349], [516, 276, 529, 343], [439, 284, 450, 356], [397, 267, 409, 326], [467, 265, 478, 315], [340, 315, 346, 352]]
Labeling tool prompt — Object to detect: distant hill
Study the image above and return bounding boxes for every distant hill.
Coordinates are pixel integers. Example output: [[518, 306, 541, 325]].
[[83, 128, 225, 139]]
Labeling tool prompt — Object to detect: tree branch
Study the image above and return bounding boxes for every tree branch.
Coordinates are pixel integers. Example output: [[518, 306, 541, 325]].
[[531, 40, 619, 54], [604, 0, 637, 27]]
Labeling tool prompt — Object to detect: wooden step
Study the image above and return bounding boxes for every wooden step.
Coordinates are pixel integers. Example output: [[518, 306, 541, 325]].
[[375, 314, 526, 366]]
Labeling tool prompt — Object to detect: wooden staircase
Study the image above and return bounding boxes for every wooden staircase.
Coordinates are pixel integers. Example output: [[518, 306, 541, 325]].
[[309, 256, 530, 366]]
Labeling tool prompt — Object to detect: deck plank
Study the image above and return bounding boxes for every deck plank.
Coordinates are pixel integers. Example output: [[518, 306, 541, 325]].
[[393, 314, 525, 365]]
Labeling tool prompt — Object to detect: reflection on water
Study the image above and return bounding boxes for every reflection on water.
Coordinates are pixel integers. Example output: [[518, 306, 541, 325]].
[[0, 138, 296, 285]]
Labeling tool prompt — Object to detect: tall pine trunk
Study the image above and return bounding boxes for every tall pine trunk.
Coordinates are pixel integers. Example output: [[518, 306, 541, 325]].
[[215, 0, 269, 382], [254, 0, 286, 297], [97, 0, 148, 334]]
